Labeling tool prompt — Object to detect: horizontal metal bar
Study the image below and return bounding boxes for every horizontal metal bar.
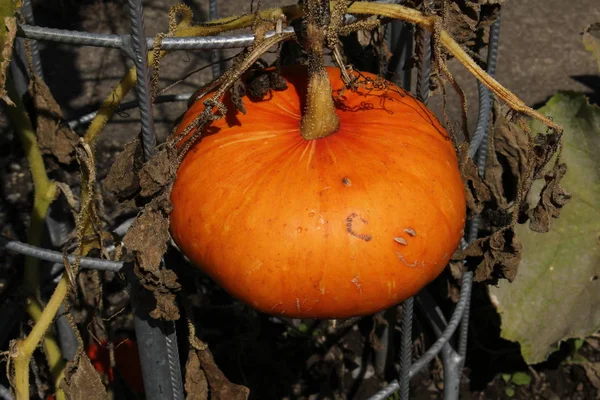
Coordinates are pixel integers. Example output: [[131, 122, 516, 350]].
[[69, 93, 192, 128], [0, 235, 123, 272], [18, 23, 292, 50]]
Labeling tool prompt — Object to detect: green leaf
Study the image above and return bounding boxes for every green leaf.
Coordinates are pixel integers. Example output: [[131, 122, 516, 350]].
[[511, 372, 532, 386], [583, 23, 600, 72], [505, 386, 516, 397], [490, 92, 600, 364]]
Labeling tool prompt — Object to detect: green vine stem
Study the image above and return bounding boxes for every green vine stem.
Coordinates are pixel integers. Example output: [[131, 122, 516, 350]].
[[5, 74, 66, 400]]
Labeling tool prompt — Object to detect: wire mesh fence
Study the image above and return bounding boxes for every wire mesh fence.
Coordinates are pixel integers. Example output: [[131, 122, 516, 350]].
[[2, 0, 503, 398]]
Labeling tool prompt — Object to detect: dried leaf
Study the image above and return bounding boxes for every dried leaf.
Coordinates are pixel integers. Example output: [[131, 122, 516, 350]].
[[104, 139, 143, 199], [61, 353, 108, 400], [488, 108, 530, 204], [454, 227, 522, 283], [123, 194, 180, 320], [138, 145, 178, 198], [185, 349, 250, 400], [29, 75, 79, 164], [245, 68, 288, 101], [230, 80, 246, 115], [445, 0, 504, 50], [583, 23, 600, 72], [458, 143, 491, 215], [527, 162, 571, 233], [1, 13, 17, 105], [490, 92, 600, 364], [185, 349, 209, 400], [529, 131, 562, 180]]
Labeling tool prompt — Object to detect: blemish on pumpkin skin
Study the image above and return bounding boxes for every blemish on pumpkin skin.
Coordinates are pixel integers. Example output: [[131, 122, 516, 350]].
[[394, 237, 407, 245], [296, 298, 301, 312], [271, 303, 282, 312], [342, 177, 351, 187], [396, 252, 418, 268], [346, 213, 373, 242], [351, 276, 363, 295], [404, 228, 417, 237]]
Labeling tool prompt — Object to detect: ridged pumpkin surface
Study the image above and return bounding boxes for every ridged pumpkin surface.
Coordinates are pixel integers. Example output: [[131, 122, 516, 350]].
[[170, 66, 466, 318]]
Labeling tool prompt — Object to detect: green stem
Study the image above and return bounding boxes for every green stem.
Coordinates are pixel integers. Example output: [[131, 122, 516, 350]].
[[6, 75, 65, 400]]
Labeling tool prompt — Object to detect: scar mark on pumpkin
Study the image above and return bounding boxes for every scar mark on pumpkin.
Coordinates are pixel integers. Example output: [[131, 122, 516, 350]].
[[296, 298, 301, 312], [351, 276, 363, 295], [394, 237, 407, 245], [271, 303, 282, 312], [342, 177, 351, 187], [346, 213, 372, 241], [404, 228, 417, 237], [396, 252, 418, 268]]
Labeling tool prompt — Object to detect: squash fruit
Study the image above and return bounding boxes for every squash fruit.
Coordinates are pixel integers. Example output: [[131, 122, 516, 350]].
[[170, 66, 466, 319]]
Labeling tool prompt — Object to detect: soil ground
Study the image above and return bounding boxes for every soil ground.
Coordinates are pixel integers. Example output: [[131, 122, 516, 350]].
[[1, 0, 599, 399]]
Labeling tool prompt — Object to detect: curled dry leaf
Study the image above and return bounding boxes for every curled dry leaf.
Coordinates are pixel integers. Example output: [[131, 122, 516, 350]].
[[138, 145, 178, 198], [454, 227, 522, 283], [1, 1, 19, 105], [487, 107, 530, 206], [527, 162, 571, 233], [123, 193, 180, 320], [245, 68, 288, 101], [104, 139, 143, 200], [60, 353, 108, 400], [29, 75, 79, 164], [184, 349, 209, 400], [445, 0, 504, 49], [458, 143, 491, 215], [185, 349, 250, 400]]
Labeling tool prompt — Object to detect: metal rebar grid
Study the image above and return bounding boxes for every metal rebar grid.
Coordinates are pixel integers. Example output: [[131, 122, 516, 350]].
[[3, 2, 505, 399]]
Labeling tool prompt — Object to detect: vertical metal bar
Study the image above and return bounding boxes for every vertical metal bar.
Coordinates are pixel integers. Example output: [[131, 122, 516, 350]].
[[127, 0, 156, 160], [130, 278, 184, 400], [126, 1, 183, 398], [21, 0, 44, 78], [398, 297, 413, 400], [208, 0, 223, 78], [417, 31, 431, 104]]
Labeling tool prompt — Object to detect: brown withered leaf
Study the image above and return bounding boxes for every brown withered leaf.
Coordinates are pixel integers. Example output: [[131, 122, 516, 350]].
[[454, 227, 522, 283], [489, 108, 530, 204], [61, 353, 108, 400], [104, 139, 143, 199], [139, 145, 178, 198], [230, 80, 246, 115], [245, 68, 287, 101], [185, 349, 209, 400], [529, 131, 562, 180], [185, 349, 250, 400], [1, 15, 17, 105], [124, 202, 172, 275], [123, 193, 180, 320], [446, 0, 504, 50], [527, 162, 571, 233], [29, 75, 79, 164], [458, 143, 492, 215]]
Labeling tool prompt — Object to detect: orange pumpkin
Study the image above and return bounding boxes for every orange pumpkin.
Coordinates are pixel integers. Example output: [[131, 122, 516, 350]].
[[170, 66, 466, 319]]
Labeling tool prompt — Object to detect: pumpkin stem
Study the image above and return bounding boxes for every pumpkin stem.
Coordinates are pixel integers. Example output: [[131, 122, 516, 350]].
[[299, 0, 340, 141]]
